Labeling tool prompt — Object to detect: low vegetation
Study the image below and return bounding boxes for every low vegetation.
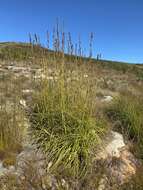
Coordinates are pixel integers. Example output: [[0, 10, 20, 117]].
[[0, 26, 143, 189], [0, 106, 24, 155], [0, 72, 25, 159], [105, 93, 143, 158]]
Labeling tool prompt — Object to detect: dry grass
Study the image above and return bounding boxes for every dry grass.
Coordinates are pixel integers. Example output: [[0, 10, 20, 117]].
[[0, 26, 143, 189], [105, 92, 143, 159]]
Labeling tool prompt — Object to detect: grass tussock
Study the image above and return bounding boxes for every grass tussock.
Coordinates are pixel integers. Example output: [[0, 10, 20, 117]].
[[0, 105, 24, 154], [30, 57, 107, 178], [105, 93, 143, 158]]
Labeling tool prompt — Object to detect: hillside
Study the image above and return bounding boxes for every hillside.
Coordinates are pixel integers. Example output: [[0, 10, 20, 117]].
[[0, 42, 143, 190], [0, 41, 142, 69]]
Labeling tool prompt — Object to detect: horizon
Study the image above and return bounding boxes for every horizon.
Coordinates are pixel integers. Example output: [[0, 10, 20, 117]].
[[0, 0, 143, 63]]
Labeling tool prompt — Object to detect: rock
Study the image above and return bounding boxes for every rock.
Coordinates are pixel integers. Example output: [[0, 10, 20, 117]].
[[84, 74, 88, 78], [102, 95, 113, 102], [14, 146, 59, 189], [22, 89, 33, 94], [16, 147, 46, 177], [106, 131, 125, 158], [6, 65, 14, 70], [96, 131, 138, 189], [19, 99, 27, 107], [8, 165, 15, 172], [98, 175, 108, 190], [107, 149, 137, 184], [0, 161, 9, 176], [97, 131, 125, 159]]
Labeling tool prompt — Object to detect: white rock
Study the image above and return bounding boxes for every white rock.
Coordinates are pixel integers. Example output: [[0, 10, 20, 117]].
[[84, 74, 88, 78], [6, 65, 14, 70], [96, 131, 138, 187], [105, 131, 125, 157], [97, 131, 125, 159], [8, 165, 15, 172], [0, 161, 8, 176], [19, 99, 27, 107], [102, 95, 113, 102], [22, 89, 33, 94]]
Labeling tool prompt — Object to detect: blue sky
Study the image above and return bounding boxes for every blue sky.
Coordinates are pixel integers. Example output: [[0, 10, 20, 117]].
[[0, 0, 143, 63]]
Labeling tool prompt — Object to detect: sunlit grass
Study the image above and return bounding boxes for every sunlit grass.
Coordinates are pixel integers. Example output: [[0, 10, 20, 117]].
[[0, 106, 24, 153], [105, 93, 143, 158], [30, 53, 107, 178]]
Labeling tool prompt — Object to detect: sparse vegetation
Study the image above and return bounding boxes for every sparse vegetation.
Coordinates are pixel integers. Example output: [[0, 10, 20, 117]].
[[105, 93, 143, 158], [0, 26, 143, 189], [119, 166, 143, 190]]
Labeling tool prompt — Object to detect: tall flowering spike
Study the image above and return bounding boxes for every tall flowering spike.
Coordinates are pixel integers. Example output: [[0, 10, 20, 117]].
[[67, 32, 70, 54], [78, 35, 82, 57], [75, 43, 77, 56], [46, 31, 50, 49], [56, 19, 60, 52], [52, 27, 56, 51], [37, 35, 41, 46], [62, 32, 65, 53], [29, 33, 32, 45], [89, 32, 94, 58], [34, 34, 38, 45], [68, 32, 73, 55]]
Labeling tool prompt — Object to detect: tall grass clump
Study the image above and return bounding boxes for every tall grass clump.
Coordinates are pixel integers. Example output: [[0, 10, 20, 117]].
[[30, 68, 106, 178], [0, 72, 25, 153], [105, 93, 143, 158], [0, 104, 24, 153], [29, 27, 106, 178]]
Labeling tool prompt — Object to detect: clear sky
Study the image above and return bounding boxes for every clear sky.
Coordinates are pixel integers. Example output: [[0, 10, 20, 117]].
[[0, 0, 143, 63]]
